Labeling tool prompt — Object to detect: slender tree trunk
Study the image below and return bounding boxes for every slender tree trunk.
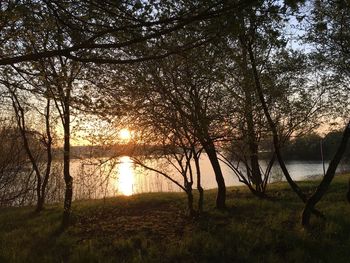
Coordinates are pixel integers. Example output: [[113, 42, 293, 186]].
[[186, 184, 195, 217], [39, 98, 53, 211], [246, 43, 307, 202], [247, 42, 328, 218], [248, 128, 263, 189], [302, 121, 350, 227], [245, 93, 263, 189], [240, 36, 263, 191], [347, 178, 350, 204], [193, 151, 204, 213], [62, 98, 73, 229], [203, 140, 226, 209], [35, 179, 43, 212], [11, 92, 45, 212]]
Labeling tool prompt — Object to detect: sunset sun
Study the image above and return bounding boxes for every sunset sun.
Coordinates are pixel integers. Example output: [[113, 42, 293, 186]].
[[119, 128, 131, 141]]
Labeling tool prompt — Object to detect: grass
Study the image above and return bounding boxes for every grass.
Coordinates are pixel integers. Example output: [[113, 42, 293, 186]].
[[1, 175, 350, 263]]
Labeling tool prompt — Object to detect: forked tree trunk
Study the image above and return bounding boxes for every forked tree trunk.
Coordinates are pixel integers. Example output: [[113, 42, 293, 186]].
[[246, 41, 327, 218], [246, 43, 307, 202], [302, 121, 350, 227], [11, 91, 48, 213], [239, 26, 263, 192]]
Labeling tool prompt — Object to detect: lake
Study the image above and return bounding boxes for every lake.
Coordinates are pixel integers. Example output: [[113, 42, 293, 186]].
[[68, 155, 350, 200]]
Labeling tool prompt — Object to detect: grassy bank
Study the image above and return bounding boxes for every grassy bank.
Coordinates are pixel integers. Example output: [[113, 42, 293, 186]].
[[1, 175, 350, 263]]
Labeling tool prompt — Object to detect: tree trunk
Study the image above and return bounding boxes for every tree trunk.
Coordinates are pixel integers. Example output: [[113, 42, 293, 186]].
[[246, 41, 329, 219], [35, 177, 43, 212], [347, 178, 350, 204], [203, 141, 226, 209], [62, 98, 73, 229], [246, 43, 307, 202], [38, 98, 53, 212], [246, 97, 263, 189], [11, 93, 45, 213], [186, 186, 195, 217], [193, 151, 204, 213], [240, 29, 263, 191], [249, 142, 263, 188], [302, 121, 350, 227], [36, 195, 44, 212]]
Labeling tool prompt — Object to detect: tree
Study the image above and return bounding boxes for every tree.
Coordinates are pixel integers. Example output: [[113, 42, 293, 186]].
[[301, 0, 350, 226], [216, 26, 275, 197], [131, 124, 203, 216], [0, 0, 260, 223], [219, 0, 322, 200], [9, 88, 53, 212], [120, 46, 229, 209], [5, 55, 85, 227], [0, 114, 35, 206], [301, 121, 350, 226], [35, 56, 83, 228], [0, 67, 55, 212], [115, 54, 209, 213], [0, 0, 253, 65]]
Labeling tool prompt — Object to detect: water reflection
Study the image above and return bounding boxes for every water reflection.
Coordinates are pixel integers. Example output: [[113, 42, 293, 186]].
[[70, 156, 350, 200], [117, 156, 134, 196]]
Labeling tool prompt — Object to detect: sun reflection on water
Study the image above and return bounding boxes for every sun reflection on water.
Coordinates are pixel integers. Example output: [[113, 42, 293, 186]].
[[118, 156, 134, 196]]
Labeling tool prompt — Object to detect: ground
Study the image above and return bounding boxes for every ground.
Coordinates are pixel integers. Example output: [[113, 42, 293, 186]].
[[1, 175, 350, 263]]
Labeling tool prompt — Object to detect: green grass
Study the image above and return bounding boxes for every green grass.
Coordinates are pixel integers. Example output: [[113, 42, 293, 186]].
[[1, 175, 350, 263]]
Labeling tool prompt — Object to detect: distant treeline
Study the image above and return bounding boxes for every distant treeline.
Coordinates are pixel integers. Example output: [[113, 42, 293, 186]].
[[282, 131, 350, 161], [66, 144, 171, 159]]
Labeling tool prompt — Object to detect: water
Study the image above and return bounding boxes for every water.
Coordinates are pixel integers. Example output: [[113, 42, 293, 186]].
[[69, 155, 350, 200]]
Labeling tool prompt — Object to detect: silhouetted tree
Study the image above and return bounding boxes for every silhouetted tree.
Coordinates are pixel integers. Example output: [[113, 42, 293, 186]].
[[36, 56, 83, 228], [122, 47, 229, 209], [302, 121, 350, 226], [0, 115, 35, 206], [301, 0, 350, 226], [0, 69, 55, 211], [0, 0, 252, 65], [131, 125, 202, 216], [9, 88, 53, 212], [220, 0, 322, 200]]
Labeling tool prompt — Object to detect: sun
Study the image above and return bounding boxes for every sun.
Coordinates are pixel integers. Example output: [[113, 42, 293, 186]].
[[119, 128, 131, 141]]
